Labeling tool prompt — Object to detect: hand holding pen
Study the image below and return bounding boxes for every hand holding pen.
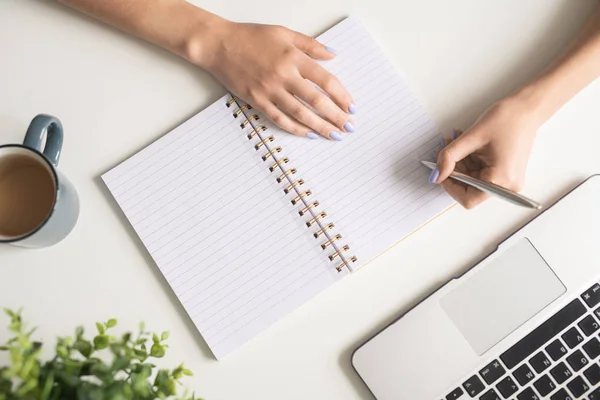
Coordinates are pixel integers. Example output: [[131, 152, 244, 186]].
[[427, 99, 541, 209]]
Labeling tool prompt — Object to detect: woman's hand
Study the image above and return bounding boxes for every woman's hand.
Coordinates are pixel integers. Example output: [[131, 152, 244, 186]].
[[195, 20, 355, 141], [433, 94, 541, 209]]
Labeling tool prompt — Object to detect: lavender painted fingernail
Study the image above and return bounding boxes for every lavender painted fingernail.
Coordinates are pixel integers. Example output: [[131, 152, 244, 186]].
[[452, 129, 458, 139], [330, 131, 343, 141], [344, 122, 355, 133], [306, 132, 319, 140], [349, 103, 357, 114], [325, 46, 338, 55], [432, 150, 437, 161], [428, 168, 440, 183], [440, 138, 446, 147]]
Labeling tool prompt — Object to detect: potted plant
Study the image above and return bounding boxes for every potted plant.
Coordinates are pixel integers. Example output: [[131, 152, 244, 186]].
[[0, 309, 200, 400]]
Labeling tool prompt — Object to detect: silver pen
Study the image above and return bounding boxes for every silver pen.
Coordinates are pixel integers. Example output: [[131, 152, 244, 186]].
[[420, 160, 542, 210]]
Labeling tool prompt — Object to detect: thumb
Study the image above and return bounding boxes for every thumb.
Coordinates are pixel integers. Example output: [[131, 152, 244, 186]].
[[291, 31, 336, 60], [435, 130, 486, 183]]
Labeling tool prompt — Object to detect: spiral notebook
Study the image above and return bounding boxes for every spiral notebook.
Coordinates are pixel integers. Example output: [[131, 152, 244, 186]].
[[101, 17, 454, 359]]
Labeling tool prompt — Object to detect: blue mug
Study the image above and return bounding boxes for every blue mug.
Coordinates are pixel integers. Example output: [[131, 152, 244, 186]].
[[0, 114, 79, 248]]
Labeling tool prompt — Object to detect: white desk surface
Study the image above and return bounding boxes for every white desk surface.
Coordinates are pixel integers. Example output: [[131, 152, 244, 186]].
[[1, 0, 599, 398]]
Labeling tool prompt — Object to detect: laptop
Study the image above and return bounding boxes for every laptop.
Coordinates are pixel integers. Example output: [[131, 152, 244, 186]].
[[352, 175, 600, 400]]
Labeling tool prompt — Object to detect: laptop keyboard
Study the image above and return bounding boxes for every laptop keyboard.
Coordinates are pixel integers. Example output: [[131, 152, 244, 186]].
[[443, 283, 600, 400]]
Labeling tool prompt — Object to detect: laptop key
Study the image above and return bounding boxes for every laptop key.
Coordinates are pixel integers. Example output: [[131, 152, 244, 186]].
[[446, 387, 464, 400], [546, 339, 568, 361], [589, 386, 600, 400], [550, 362, 573, 384], [500, 299, 586, 369], [513, 364, 535, 386], [550, 388, 573, 400], [578, 314, 600, 336], [533, 374, 556, 397], [462, 375, 485, 398], [581, 283, 600, 308], [583, 363, 600, 385], [582, 337, 600, 359], [566, 375, 589, 398], [530, 352, 551, 373], [516, 387, 540, 400], [495, 376, 518, 399], [566, 349, 588, 372], [595, 306, 600, 320], [562, 327, 585, 349], [479, 360, 505, 385], [479, 389, 501, 400]]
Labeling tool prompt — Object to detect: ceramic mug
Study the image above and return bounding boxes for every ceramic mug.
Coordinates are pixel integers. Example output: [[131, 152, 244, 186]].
[[0, 114, 79, 248]]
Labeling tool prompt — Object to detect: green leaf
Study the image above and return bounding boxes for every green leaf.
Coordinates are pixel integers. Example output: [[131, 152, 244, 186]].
[[161, 331, 170, 341], [152, 333, 160, 344], [139, 321, 145, 332], [150, 343, 165, 358], [132, 373, 150, 396], [73, 340, 93, 358], [154, 369, 176, 396], [112, 356, 129, 371], [133, 348, 147, 361], [0, 346, 8, 351], [57, 346, 68, 358], [90, 362, 111, 383], [183, 368, 193, 376], [106, 318, 117, 328], [3, 309, 14, 318], [96, 322, 105, 335], [121, 332, 131, 343], [93, 335, 109, 350], [135, 338, 147, 345], [40, 371, 54, 400], [110, 343, 123, 356], [76, 326, 84, 338], [15, 377, 37, 396]]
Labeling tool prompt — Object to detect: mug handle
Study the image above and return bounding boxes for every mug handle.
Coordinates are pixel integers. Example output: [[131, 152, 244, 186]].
[[23, 114, 64, 166]]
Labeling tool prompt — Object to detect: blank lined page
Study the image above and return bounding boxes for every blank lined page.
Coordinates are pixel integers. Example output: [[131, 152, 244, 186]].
[[271, 17, 455, 268], [102, 95, 343, 359]]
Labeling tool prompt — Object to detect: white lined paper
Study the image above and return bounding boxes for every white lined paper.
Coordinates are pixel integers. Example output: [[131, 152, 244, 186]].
[[102, 96, 343, 360], [272, 17, 454, 267], [101, 17, 453, 360]]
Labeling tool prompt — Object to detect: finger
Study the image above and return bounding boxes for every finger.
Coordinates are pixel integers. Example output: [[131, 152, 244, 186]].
[[299, 58, 355, 115], [290, 79, 352, 132], [440, 179, 490, 209], [435, 128, 487, 183], [257, 99, 315, 139], [274, 91, 343, 140], [290, 31, 336, 60]]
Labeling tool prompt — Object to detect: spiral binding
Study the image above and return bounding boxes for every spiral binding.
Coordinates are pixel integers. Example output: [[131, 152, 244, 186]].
[[228, 95, 357, 273]]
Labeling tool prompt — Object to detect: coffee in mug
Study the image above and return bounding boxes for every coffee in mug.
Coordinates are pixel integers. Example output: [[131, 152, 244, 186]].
[[0, 152, 56, 238], [0, 114, 79, 248]]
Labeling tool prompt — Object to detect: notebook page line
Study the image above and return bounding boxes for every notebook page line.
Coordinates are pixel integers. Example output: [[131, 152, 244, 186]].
[[113, 117, 246, 203], [313, 136, 439, 220], [103, 96, 227, 186], [107, 102, 231, 193], [125, 144, 256, 222], [171, 221, 315, 301]]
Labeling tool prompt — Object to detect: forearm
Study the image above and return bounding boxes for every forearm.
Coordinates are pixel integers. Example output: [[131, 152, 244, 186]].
[[57, 0, 226, 67], [516, 6, 600, 125]]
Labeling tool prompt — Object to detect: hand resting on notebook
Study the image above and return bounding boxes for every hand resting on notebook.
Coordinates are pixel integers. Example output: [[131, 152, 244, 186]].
[[57, 0, 355, 141], [433, 6, 600, 209]]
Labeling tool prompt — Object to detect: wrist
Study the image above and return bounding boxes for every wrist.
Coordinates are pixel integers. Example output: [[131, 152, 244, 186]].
[[507, 83, 551, 128], [182, 10, 232, 71]]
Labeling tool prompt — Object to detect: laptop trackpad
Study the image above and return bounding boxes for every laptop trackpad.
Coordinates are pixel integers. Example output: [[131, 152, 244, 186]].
[[440, 238, 566, 355]]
